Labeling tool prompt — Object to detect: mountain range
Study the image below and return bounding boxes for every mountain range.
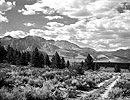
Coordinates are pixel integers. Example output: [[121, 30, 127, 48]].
[[0, 35, 130, 62]]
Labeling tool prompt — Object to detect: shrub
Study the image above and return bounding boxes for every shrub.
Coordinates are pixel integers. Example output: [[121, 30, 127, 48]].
[[114, 64, 121, 73], [68, 62, 84, 76]]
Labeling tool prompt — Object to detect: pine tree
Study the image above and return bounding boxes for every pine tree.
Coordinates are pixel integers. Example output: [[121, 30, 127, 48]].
[[93, 62, 100, 71], [39, 52, 44, 67], [44, 53, 51, 67], [26, 51, 31, 63], [84, 54, 94, 70], [21, 52, 28, 66], [6, 45, 14, 64], [51, 52, 61, 68], [15, 51, 21, 65], [80, 61, 84, 67], [12, 49, 17, 65], [61, 57, 65, 69], [0, 43, 7, 63], [31, 48, 39, 67], [66, 60, 70, 67], [31, 48, 44, 67]]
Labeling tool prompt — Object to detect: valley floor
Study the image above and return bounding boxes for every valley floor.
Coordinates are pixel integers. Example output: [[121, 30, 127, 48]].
[[0, 64, 130, 100]]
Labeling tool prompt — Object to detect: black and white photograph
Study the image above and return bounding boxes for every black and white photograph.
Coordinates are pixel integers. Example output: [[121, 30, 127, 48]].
[[0, 0, 130, 100]]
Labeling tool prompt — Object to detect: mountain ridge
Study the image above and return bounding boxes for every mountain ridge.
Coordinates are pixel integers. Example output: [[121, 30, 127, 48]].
[[0, 35, 130, 62]]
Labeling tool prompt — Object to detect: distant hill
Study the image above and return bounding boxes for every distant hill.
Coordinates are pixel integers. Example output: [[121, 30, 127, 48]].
[[1, 35, 130, 62]]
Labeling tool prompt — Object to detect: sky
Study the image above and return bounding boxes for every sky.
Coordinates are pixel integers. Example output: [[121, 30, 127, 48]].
[[0, 0, 130, 51]]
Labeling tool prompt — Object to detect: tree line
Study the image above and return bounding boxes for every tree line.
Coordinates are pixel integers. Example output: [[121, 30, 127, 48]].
[[0, 42, 122, 73], [0, 43, 70, 69], [0, 43, 100, 71]]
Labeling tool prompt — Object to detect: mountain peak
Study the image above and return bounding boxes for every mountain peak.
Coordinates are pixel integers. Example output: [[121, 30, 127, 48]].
[[3, 35, 14, 38], [55, 40, 80, 50], [1, 35, 14, 41]]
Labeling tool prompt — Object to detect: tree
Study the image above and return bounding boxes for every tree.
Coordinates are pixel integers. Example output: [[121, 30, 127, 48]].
[[31, 48, 41, 67], [51, 52, 61, 68], [61, 57, 66, 69], [31, 48, 44, 67], [6, 45, 15, 64], [66, 60, 70, 67], [12, 49, 18, 65], [84, 54, 94, 70], [44, 53, 51, 67], [39, 52, 44, 67], [93, 62, 100, 71], [128, 66, 130, 72], [76, 64, 84, 75], [26, 51, 31, 63], [80, 61, 84, 68], [20, 52, 28, 66], [0, 43, 7, 63], [114, 64, 121, 73], [15, 51, 21, 65]]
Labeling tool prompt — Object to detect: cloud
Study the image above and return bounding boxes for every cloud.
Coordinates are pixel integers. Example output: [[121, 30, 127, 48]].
[[0, 0, 15, 12], [17, 0, 92, 18], [21, 0, 129, 18], [43, 8, 130, 51], [28, 29, 45, 36], [45, 15, 63, 20], [23, 22, 35, 27], [0, 14, 8, 22], [0, 0, 15, 23], [5, 0, 37, 10], [109, 43, 121, 48], [27, 28, 71, 41], [19, 3, 56, 15], [18, 9, 35, 15], [55, 34, 71, 41], [2, 0, 130, 51], [4, 30, 26, 38], [116, 1, 130, 13], [16, 0, 128, 18], [46, 22, 64, 28], [27, 29, 58, 39]]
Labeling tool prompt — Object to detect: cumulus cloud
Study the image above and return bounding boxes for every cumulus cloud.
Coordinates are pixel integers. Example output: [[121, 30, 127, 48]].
[[27, 28, 71, 41], [19, 3, 56, 15], [0, 0, 15, 23], [18, 9, 35, 15], [0, 14, 8, 22], [45, 15, 63, 20], [2, 0, 130, 51], [109, 43, 121, 48], [17, 0, 92, 18], [87, 0, 120, 14], [27, 29, 58, 40], [0, 0, 15, 12], [46, 22, 64, 28], [4, 31, 26, 38], [16, 0, 129, 18], [20, 0, 129, 18], [5, 0, 37, 10], [43, 8, 130, 51], [116, 1, 130, 13], [28, 29, 45, 36], [23, 22, 35, 27]]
